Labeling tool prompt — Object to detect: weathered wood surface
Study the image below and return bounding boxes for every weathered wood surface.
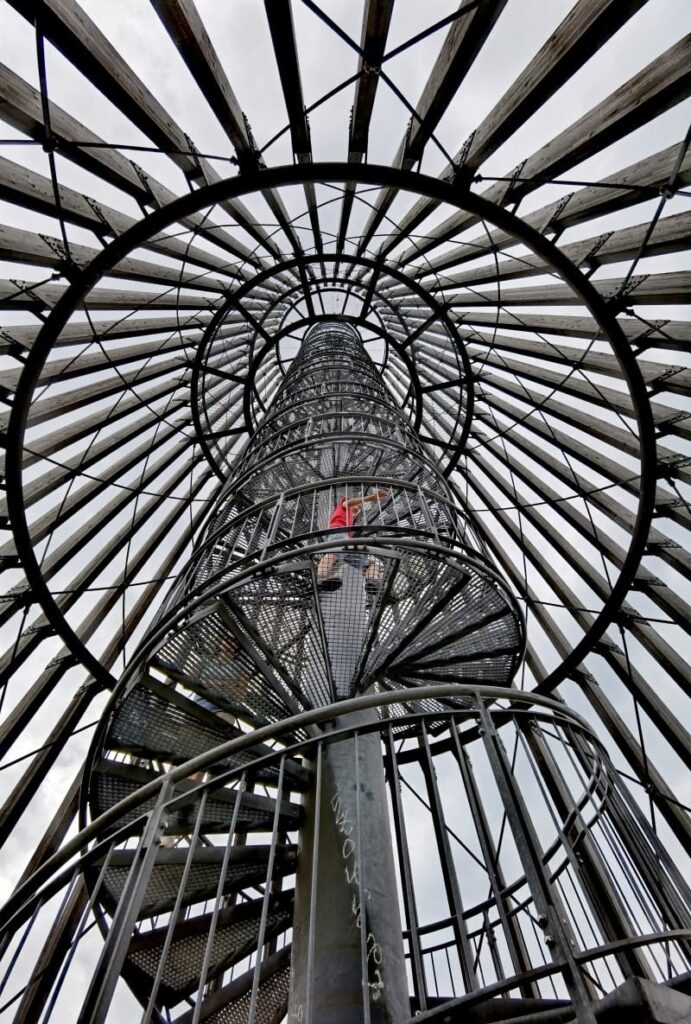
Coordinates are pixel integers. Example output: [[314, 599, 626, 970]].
[[394, 36, 691, 266], [376, 0, 650, 257], [0, 279, 219, 311]]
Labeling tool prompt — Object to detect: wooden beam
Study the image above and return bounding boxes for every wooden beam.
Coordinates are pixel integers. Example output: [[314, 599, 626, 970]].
[[150, 0, 258, 170], [2, 337, 196, 394], [0, 280, 218, 311], [444, 270, 691, 308], [0, 356, 187, 430], [462, 331, 691, 396], [0, 71, 269, 268], [0, 60, 150, 201], [355, 0, 508, 258], [378, 0, 650, 258], [415, 141, 691, 277], [432, 211, 691, 289], [263, 0, 310, 158], [8, 0, 290, 261], [20, 381, 189, 469], [0, 223, 230, 293], [464, 486, 690, 848], [453, 310, 691, 352], [404, 0, 508, 165], [349, 0, 395, 160], [8, 0, 204, 181], [396, 35, 691, 266], [0, 313, 212, 353], [0, 156, 250, 280]]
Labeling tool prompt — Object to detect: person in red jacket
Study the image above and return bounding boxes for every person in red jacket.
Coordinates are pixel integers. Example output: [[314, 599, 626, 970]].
[[317, 489, 388, 591]]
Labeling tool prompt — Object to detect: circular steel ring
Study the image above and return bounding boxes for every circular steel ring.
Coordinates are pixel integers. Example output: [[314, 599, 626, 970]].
[[5, 162, 656, 694]]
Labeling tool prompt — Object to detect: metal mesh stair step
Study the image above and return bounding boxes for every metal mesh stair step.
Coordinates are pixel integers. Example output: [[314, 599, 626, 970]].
[[92, 843, 297, 918], [173, 945, 292, 1024], [126, 892, 294, 1004], [91, 760, 303, 835], [151, 655, 298, 735], [108, 677, 310, 791]]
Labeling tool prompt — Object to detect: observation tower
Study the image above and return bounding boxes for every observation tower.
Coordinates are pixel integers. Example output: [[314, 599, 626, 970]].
[[0, 2, 689, 1023]]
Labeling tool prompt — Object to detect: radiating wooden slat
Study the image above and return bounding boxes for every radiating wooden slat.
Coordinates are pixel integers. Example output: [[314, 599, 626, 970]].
[[396, 35, 691, 266], [350, 0, 395, 160], [461, 332, 691, 395], [376, 0, 651, 259], [406, 0, 510, 166], [0, 156, 251, 281], [452, 311, 691, 352], [0, 60, 150, 200], [0, 313, 212, 353], [466, 495, 690, 846], [0, 357, 186, 430], [2, 337, 196, 393], [0, 280, 219, 311], [262, 0, 322, 259], [468, 404, 689, 578], [21, 382, 190, 468], [431, 211, 691, 289], [150, 0, 258, 169], [467, 438, 691, 636], [337, 0, 395, 253], [444, 270, 691, 308], [355, 0, 509, 257], [414, 141, 691, 277], [6, 0, 290, 262], [263, 0, 310, 157], [0, 223, 230, 293]]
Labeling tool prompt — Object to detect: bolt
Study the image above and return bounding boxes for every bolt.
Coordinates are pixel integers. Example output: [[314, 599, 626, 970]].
[[537, 914, 548, 928]]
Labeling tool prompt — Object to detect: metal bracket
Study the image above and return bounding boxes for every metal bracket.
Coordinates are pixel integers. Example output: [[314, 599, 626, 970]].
[[580, 231, 613, 270], [539, 191, 573, 236], [452, 131, 475, 184], [10, 279, 46, 311], [84, 195, 114, 237], [647, 365, 685, 396], [242, 112, 263, 169], [656, 453, 691, 479], [605, 274, 650, 314], [183, 132, 204, 182], [39, 233, 70, 264], [503, 159, 527, 207], [131, 161, 158, 208]]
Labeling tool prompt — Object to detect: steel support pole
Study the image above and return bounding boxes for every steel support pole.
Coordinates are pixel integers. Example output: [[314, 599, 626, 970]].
[[290, 707, 409, 1023]]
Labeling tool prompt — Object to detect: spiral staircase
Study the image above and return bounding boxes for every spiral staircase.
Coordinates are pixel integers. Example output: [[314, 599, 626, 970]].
[[0, 3, 689, 1022], [73, 321, 523, 1022]]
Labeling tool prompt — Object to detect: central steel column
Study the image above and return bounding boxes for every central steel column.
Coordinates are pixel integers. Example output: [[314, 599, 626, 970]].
[[290, 707, 409, 1023]]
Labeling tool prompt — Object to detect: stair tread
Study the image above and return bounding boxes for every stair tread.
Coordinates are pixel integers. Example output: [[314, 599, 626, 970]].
[[173, 945, 292, 1024], [109, 679, 310, 790], [95, 844, 297, 918], [91, 760, 303, 835], [127, 892, 294, 1000]]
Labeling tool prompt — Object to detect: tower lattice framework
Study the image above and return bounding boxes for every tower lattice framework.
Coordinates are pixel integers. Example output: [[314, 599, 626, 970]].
[[0, 2, 689, 1022]]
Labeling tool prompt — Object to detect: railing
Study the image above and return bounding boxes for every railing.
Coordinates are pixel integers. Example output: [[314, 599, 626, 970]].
[[0, 687, 688, 1023]]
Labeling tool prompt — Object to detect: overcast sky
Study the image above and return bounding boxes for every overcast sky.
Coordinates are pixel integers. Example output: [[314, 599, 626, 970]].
[[0, 2, 689, 1020]]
